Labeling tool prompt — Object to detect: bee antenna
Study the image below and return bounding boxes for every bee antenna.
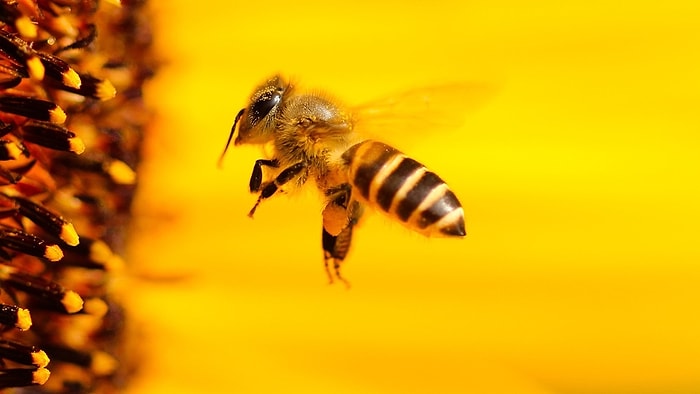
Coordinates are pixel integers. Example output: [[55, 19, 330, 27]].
[[217, 108, 245, 168]]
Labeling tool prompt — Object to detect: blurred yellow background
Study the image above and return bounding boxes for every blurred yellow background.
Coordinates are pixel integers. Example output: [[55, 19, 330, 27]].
[[127, 1, 699, 393]]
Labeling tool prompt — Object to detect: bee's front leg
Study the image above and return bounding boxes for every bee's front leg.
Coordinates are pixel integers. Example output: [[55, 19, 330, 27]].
[[248, 162, 306, 218], [249, 159, 279, 192]]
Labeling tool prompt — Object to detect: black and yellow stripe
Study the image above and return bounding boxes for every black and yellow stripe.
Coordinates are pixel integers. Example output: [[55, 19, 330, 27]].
[[343, 140, 465, 237]]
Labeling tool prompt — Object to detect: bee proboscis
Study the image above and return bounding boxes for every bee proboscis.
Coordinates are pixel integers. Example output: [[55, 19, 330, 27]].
[[220, 75, 466, 285]]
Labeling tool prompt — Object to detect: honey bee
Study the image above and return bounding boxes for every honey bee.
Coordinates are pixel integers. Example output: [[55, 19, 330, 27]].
[[219, 75, 466, 285]]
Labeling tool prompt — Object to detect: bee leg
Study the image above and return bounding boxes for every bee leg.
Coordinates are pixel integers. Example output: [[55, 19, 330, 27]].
[[322, 184, 352, 235], [249, 159, 279, 192], [321, 197, 363, 287], [248, 162, 306, 218], [322, 226, 352, 288]]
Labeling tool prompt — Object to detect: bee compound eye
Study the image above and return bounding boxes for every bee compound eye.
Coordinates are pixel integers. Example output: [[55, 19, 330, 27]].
[[249, 91, 281, 125]]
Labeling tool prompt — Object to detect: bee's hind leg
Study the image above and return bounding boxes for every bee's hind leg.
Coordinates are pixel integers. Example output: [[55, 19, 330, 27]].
[[322, 225, 353, 287], [248, 161, 306, 217], [321, 191, 363, 287]]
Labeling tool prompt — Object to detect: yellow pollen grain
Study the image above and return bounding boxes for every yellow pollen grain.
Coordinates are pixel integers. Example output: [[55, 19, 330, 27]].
[[83, 298, 109, 317], [5, 142, 22, 160], [107, 160, 136, 185], [0, 264, 13, 278], [33, 367, 50, 385], [44, 244, 64, 261], [27, 56, 45, 81], [105, 255, 125, 272], [15, 16, 37, 39], [69, 137, 86, 154], [91, 351, 118, 376], [97, 79, 117, 100], [16, 307, 32, 331], [50, 106, 66, 124], [63, 68, 81, 89], [61, 290, 84, 313], [89, 239, 113, 263], [50, 15, 78, 38], [322, 203, 348, 237], [32, 350, 50, 368], [60, 223, 80, 246]]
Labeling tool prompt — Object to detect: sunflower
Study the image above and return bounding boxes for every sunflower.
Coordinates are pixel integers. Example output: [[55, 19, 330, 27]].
[[0, 1, 154, 391]]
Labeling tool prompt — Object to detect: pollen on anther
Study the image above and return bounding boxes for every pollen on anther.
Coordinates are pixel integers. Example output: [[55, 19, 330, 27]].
[[89, 239, 113, 264], [15, 16, 38, 39], [50, 15, 78, 38], [33, 367, 50, 385], [15, 308, 32, 331], [96, 79, 116, 100], [63, 68, 82, 89], [61, 290, 84, 314], [83, 298, 108, 317], [3, 142, 22, 160], [105, 255, 125, 272], [68, 137, 85, 154], [49, 106, 66, 124], [32, 350, 50, 369], [91, 351, 118, 376], [44, 244, 64, 261], [60, 223, 80, 246], [26, 56, 44, 81], [107, 160, 136, 185]]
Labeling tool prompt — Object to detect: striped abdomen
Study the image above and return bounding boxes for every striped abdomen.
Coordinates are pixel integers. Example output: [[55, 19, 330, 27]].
[[342, 140, 465, 237]]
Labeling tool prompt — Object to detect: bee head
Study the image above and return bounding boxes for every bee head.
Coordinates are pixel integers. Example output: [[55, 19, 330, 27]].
[[235, 75, 287, 145], [218, 76, 288, 167]]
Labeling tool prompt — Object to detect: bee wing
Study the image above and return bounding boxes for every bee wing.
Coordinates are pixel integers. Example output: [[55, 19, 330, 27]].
[[350, 82, 494, 142]]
